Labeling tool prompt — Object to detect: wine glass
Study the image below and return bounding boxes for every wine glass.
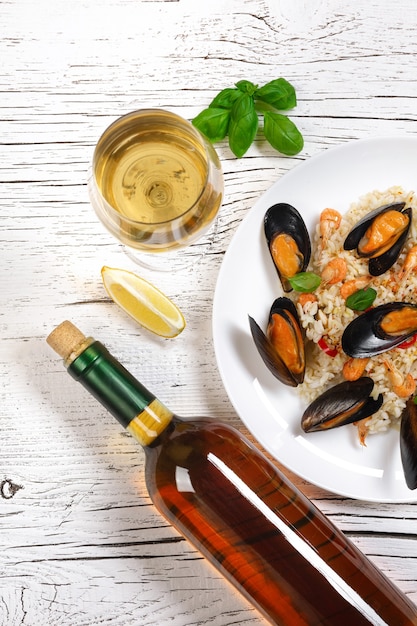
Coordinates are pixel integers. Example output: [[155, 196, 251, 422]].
[[88, 109, 224, 270]]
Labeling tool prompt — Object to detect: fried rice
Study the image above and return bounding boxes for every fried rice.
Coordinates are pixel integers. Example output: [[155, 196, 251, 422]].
[[295, 186, 417, 439]]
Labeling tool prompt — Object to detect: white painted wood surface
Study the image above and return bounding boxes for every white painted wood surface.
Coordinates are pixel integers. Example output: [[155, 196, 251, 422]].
[[1, 0, 417, 624]]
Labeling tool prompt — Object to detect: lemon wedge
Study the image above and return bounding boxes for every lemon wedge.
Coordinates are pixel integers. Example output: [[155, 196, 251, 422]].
[[101, 266, 186, 338]]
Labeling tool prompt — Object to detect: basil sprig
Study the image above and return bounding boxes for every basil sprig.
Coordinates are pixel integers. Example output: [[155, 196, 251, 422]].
[[192, 78, 304, 158], [288, 272, 321, 293], [345, 287, 377, 311]]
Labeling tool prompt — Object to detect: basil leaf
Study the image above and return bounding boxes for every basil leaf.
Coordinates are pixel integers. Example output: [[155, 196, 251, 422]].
[[228, 93, 258, 158], [193, 77, 304, 158], [235, 80, 258, 96], [209, 88, 241, 110], [263, 111, 304, 156], [288, 272, 321, 293], [192, 107, 230, 142], [255, 78, 296, 110], [346, 287, 377, 311]]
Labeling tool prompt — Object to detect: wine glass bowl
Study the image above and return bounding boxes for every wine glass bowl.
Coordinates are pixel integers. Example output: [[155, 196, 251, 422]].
[[88, 109, 224, 267]]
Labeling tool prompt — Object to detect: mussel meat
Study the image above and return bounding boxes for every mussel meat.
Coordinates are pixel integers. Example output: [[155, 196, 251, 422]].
[[264, 203, 311, 292], [301, 377, 383, 433], [249, 297, 305, 387], [400, 398, 417, 490], [342, 302, 417, 358], [343, 202, 411, 276]]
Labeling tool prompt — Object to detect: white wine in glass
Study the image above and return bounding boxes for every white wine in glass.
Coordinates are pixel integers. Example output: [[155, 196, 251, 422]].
[[89, 109, 224, 268]]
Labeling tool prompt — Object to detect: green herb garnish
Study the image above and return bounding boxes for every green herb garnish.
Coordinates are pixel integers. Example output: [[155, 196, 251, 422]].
[[346, 287, 377, 311], [192, 78, 303, 158], [228, 92, 258, 158], [288, 272, 321, 293]]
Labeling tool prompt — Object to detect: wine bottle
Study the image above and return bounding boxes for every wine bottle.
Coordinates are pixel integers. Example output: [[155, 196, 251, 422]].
[[47, 321, 417, 626]]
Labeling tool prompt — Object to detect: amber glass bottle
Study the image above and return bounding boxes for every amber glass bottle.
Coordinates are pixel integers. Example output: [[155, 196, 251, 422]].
[[47, 321, 417, 626]]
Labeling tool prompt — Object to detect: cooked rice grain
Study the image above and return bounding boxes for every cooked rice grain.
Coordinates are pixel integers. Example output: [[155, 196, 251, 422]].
[[296, 186, 417, 436]]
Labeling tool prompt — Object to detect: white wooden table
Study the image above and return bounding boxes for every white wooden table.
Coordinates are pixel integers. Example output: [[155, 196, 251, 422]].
[[2, 1, 417, 624]]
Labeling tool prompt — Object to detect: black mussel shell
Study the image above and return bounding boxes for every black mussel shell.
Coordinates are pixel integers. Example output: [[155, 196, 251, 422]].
[[369, 207, 411, 276], [343, 202, 410, 277], [264, 203, 311, 292], [301, 377, 383, 433], [343, 202, 406, 251], [342, 302, 417, 359], [249, 297, 305, 387], [400, 398, 417, 490]]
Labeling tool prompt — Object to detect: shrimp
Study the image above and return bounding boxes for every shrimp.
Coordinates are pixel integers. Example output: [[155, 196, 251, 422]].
[[339, 276, 371, 300], [397, 244, 417, 284], [321, 258, 347, 285], [342, 357, 370, 381], [298, 293, 317, 308], [355, 416, 372, 447], [383, 358, 416, 398], [319, 208, 342, 249]]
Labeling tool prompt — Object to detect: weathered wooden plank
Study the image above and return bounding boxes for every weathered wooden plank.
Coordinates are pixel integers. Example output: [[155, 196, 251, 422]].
[[2, 0, 417, 624]]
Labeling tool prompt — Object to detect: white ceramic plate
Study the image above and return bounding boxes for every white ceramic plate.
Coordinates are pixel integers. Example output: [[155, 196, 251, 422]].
[[212, 137, 417, 503]]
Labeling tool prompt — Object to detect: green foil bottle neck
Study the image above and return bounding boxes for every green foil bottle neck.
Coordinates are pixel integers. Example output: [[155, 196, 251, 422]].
[[67, 340, 160, 430]]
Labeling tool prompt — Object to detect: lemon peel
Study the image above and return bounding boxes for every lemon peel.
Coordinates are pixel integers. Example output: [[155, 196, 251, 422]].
[[101, 266, 185, 338]]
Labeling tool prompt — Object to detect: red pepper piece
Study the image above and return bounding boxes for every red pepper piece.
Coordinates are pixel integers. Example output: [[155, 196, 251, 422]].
[[397, 334, 417, 349], [318, 337, 338, 357]]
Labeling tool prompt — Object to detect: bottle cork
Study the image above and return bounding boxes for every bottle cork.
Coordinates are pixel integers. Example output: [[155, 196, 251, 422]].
[[47, 321, 92, 365]]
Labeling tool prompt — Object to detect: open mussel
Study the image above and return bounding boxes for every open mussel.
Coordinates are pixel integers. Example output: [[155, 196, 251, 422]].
[[301, 377, 383, 433], [264, 203, 311, 292], [249, 297, 305, 387], [343, 202, 411, 276], [342, 302, 417, 358], [400, 398, 417, 490]]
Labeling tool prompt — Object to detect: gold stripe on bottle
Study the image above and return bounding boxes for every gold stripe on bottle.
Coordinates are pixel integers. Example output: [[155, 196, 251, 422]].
[[127, 398, 173, 446]]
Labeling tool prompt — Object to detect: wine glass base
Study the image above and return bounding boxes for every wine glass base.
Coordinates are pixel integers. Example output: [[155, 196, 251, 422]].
[[123, 218, 219, 272]]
